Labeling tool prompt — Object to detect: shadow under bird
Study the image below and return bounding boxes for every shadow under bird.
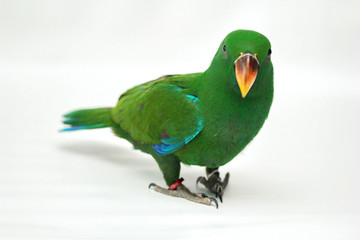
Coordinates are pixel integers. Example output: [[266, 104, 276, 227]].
[[61, 30, 273, 208]]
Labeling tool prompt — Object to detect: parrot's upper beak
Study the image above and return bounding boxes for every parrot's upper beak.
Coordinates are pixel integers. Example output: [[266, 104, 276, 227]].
[[234, 53, 259, 98]]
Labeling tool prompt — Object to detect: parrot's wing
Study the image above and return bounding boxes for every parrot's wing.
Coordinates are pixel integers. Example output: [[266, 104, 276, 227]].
[[112, 81, 203, 155]]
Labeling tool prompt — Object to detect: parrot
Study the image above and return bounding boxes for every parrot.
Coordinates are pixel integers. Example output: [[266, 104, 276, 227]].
[[61, 30, 273, 208]]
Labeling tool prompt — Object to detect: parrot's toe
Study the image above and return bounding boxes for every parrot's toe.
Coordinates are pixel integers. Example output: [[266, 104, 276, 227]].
[[197, 170, 230, 203], [148, 182, 218, 208], [200, 193, 218, 209]]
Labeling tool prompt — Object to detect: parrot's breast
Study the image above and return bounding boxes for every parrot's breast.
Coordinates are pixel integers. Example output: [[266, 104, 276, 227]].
[[175, 74, 273, 167]]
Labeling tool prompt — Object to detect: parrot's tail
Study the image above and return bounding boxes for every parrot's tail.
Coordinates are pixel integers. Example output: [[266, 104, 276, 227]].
[[61, 108, 112, 132]]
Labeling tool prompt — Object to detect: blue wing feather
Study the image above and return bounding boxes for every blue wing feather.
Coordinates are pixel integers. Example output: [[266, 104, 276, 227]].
[[152, 95, 203, 155]]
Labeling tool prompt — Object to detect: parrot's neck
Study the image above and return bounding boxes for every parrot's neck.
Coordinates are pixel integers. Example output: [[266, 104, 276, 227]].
[[201, 58, 273, 109], [197, 61, 273, 165]]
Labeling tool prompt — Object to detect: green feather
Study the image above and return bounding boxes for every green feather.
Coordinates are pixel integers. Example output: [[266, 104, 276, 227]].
[[61, 108, 112, 131]]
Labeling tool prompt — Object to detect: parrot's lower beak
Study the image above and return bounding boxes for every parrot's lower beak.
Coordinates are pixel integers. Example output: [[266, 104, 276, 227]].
[[234, 53, 259, 98]]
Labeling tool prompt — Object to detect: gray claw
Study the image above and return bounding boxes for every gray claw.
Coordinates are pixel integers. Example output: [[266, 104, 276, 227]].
[[215, 185, 224, 202], [209, 197, 218, 209], [196, 176, 202, 185], [201, 193, 218, 208], [218, 194, 223, 203], [196, 176, 207, 187], [201, 193, 208, 198], [148, 183, 157, 189]]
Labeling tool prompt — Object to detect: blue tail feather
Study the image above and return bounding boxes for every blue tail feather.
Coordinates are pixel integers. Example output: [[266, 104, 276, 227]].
[[60, 123, 107, 132]]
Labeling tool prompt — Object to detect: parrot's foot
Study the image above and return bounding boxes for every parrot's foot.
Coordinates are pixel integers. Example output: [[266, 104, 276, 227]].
[[148, 183, 218, 208], [197, 169, 230, 203]]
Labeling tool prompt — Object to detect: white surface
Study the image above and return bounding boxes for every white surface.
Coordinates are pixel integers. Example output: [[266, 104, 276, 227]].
[[1, 0, 360, 239]]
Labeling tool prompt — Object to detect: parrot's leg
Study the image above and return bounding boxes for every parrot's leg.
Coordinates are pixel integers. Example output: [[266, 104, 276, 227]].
[[149, 183, 218, 208], [196, 167, 230, 203], [149, 154, 218, 208]]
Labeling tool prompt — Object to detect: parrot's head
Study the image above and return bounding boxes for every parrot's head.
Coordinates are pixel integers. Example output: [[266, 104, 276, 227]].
[[208, 30, 272, 98]]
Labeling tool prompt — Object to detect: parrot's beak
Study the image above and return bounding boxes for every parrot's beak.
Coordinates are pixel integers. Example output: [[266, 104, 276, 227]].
[[234, 53, 259, 98]]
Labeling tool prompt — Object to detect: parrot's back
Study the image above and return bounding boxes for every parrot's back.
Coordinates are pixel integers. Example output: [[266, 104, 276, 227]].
[[62, 73, 203, 157]]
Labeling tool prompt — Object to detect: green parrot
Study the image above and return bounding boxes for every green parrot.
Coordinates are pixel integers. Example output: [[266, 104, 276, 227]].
[[62, 30, 273, 208]]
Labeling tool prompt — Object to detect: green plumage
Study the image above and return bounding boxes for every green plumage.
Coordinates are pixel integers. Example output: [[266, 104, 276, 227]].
[[62, 30, 273, 187], [112, 75, 202, 143]]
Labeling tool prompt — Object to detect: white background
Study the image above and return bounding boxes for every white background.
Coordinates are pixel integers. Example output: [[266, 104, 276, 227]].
[[1, 0, 360, 239]]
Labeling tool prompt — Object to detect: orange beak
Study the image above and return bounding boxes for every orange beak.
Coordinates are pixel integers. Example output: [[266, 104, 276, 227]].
[[234, 53, 259, 98]]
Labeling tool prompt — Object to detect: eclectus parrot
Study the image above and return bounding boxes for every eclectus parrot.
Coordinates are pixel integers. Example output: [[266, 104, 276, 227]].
[[62, 30, 273, 208]]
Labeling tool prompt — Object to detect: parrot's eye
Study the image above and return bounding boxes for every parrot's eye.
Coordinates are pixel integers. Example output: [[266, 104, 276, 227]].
[[267, 48, 272, 56], [222, 44, 227, 52]]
